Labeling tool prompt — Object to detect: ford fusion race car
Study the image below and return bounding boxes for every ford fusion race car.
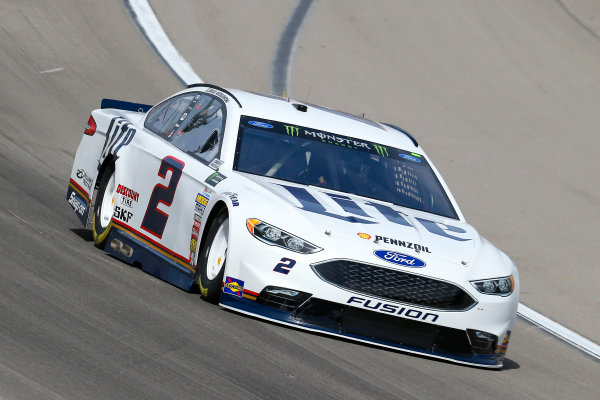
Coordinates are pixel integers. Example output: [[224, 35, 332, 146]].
[[67, 83, 519, 368]]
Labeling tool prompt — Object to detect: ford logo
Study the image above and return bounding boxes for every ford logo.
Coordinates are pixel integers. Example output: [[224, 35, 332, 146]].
[[399, 154, 421, 163], [248, 121, 273, 129], [373, 250, 426, 267]]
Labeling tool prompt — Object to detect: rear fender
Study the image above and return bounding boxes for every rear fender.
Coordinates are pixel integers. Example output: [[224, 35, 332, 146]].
[[67, 110, 137, 226]]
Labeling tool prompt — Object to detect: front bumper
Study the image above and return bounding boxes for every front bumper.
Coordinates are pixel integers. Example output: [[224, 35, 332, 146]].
[[219, 289, 511, 368], [224, 226, 517, 368]]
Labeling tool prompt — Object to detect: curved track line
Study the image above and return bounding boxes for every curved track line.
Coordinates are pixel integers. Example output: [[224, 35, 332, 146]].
[[271, 0, 315, 96], [125, 0, 202, 85], [124, 0, 599, 362]]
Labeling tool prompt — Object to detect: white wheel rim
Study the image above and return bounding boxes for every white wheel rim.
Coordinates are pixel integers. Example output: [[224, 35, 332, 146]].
[[206, 218, 229, 280], [99, 173, 116, 229]]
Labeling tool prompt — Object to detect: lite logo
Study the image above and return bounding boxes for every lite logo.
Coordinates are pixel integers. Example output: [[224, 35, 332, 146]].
[[100, 117, 136, 164], [277, 184, 471, 242]]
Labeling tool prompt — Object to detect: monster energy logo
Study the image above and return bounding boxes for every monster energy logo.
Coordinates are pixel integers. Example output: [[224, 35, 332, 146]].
[[373, 144, 388, 157], [284, 125, 299, 136]]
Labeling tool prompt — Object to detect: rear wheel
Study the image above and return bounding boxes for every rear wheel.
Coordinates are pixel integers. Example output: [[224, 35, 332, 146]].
[[197, 211, 229, 303], [92, 166, 116, 248]]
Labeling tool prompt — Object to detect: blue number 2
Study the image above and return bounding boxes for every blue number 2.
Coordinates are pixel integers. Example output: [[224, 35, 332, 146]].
[[141, 156, 185, 238], [274, 258, 296, 274]]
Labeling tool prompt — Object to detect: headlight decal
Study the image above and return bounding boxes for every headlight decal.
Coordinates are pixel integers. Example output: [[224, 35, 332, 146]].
[[470, 276, 514, 296], [246, 218, 322, 254]]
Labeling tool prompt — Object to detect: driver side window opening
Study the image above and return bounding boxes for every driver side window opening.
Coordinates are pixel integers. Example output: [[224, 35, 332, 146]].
[[144, 92, 227, 164]]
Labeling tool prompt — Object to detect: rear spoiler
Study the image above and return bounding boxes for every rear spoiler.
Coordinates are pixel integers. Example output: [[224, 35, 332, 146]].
[[101, 98, 153, 113]]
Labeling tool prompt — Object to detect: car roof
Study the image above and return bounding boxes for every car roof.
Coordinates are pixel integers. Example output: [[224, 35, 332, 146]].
[[205, 87, 421, 152], [175, 85, 462, 220]]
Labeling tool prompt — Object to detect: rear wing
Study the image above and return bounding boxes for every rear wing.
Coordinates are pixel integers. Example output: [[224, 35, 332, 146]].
[[101, 98, 153, 113]]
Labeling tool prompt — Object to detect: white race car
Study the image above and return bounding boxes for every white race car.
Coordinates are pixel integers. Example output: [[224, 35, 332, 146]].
[[67, 84, 519, 368]]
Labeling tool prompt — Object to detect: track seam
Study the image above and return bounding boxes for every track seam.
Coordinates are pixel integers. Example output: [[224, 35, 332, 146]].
[[124, 0, 202, 85], [124, 0, 599, 362], [270, 0, 315, 96]]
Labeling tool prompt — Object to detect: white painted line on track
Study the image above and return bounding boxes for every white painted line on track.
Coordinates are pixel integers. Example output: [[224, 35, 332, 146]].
[[125, 0, 600, 362], [518, 303, 600, 359], [40, 67, 64, 74], [125, 0, 201, 85]]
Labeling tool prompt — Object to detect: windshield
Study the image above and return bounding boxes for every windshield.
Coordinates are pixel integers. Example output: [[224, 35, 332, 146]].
[[233, 116, 458, 219]]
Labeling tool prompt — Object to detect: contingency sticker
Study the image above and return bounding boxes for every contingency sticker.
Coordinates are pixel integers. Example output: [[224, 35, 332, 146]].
[[223, 276, 244, 297], [189, 214, 202, 258], [496, 331, 511, 355], [195, 192, 210, 216], [205, 172, 227, 187], [208, 158, 224, 170]]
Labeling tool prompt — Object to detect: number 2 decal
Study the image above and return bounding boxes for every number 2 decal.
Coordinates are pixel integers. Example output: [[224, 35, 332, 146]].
[[274, 258, 296, 274], [141, 156, 185, 238]]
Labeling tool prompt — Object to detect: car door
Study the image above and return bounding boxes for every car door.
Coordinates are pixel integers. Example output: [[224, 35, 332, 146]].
[[114, 91, 228, 272]]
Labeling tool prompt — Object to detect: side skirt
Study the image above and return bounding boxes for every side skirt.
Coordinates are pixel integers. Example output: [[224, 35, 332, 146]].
[[103, 223, 195, 291]]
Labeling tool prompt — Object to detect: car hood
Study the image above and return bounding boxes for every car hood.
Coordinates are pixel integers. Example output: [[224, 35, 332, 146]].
[[239, 174, 479, 267]]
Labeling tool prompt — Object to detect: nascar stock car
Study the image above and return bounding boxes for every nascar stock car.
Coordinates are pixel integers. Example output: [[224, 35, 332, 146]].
[[66, 83, 518, 368]]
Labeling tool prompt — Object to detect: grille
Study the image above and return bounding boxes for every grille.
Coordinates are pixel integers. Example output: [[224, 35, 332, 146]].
[[312, 260, 476, 311]]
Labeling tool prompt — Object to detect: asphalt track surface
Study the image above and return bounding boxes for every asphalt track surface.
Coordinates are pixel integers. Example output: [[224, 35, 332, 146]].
[[0, 0, 598, 399]]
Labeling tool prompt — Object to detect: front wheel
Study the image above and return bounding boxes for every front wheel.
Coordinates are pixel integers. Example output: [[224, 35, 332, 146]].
[[92, 166, 116, 248], [197, 211, 229, 303]]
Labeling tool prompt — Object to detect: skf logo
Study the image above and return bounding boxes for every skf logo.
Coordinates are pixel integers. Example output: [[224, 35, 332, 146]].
[[357, 233, 371, 239], [284, 125, 299, 136], [113, 206, 133, 223], [223, 276, 244, 297], [373, 144, 388, 157]]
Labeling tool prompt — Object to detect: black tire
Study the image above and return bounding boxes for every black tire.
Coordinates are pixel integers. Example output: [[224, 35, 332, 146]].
[[92, 165, 116, 248], [197, 211, 229, 303]]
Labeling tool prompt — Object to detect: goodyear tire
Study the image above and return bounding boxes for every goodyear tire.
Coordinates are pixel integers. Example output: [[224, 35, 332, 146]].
[[197, 211, 229, 303], [92, 166, 116, 248]]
